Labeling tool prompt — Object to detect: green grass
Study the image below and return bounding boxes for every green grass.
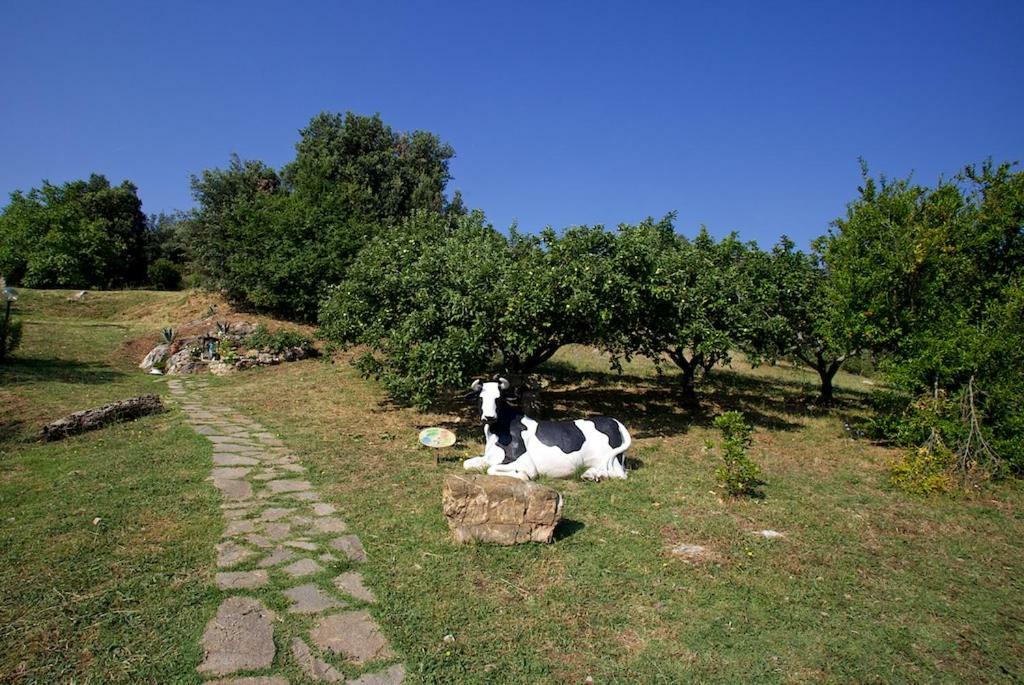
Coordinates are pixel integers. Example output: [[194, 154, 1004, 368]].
[[198, 347, 1024, 684], [1, 289, 221, 684], [3, 289, 1022, 683]]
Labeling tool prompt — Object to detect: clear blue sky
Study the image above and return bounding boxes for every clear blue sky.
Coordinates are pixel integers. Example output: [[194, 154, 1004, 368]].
[[2, 1, 1022, 248]]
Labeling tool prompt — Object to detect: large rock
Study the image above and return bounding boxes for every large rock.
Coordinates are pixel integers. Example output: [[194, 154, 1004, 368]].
[[165, 348, 208, 375], [442, 474, 564, 544], [139, 343, 169, 370]]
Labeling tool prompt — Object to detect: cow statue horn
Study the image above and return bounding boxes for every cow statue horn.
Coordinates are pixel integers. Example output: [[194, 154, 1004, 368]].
[[471, 379, 482, 393], [497, 377, 511, 391]]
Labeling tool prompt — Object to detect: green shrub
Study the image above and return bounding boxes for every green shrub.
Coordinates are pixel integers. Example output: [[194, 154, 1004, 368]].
[[148, 258, 182, 290], [890, 445, 956, 495], [245, 325, 313, 354], [0, 317, 22, 361], [215, 339, 238, 363], [707, 411, 765, 497]]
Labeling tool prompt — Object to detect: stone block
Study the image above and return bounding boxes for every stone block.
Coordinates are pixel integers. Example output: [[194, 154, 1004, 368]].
[[442, 475, 563, 544]]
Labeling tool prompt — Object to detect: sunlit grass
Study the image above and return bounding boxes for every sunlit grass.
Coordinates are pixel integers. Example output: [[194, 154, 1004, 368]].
[[1, 290, 221, 683], [201, 349, 1024, 683], [3, 288, 1021, 683]]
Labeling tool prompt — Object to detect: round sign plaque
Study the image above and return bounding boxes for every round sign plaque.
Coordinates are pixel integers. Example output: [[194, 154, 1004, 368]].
[[418, 427, 456, 448]]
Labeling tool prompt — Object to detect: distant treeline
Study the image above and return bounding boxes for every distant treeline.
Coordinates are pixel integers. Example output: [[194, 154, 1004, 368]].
[[1, 112, 1021, 479]]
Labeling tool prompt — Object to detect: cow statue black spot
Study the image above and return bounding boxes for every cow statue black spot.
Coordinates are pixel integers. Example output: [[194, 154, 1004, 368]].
[[463, 377, 631, 481]]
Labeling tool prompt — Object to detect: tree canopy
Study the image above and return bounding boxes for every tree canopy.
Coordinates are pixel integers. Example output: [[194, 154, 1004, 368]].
[[188, 112, 457, 321], [0, 174, 148, 288]]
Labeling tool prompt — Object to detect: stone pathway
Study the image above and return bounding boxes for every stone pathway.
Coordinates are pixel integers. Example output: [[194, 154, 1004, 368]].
[[168, 377, 405, 685]]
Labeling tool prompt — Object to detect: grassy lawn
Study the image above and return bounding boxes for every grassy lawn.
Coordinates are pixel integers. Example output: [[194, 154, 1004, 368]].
[[1, 290, 221, 683], [3, 289, 1022, 683], [199, 347, 1024, 684]]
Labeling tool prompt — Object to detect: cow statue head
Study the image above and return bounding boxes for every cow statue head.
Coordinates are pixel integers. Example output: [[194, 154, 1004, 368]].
[[471, 376, 511, 425]]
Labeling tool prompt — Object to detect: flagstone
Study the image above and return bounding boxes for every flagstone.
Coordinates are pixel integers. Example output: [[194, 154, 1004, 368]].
[[282, 558, 324, 578], [215, 570, 269, 590], [178, 387, 405, 682], [197, 597, 276, 676], [333, 571, 376, 603], [262, 522, 291, 540], [257, 547, 296, 568], [259, 507, 295, 522], [313, 517, 348, 534], [329, 535, 367, 562], [223, 519, 257, 537], [216, 541, 255, 568], [213, 454, 260, 467], [266, 479, 313, 494], [211, 467, 252, 480], [245, 533, 274, 549], [284, 583, 345, 614], [309, 610, 394, 665], [214, 478, 253, 501], [292, 637, 345, 682]]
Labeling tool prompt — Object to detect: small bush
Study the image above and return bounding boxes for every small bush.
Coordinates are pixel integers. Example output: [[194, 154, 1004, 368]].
[[890, 445, 956, 495], [0, 317, 23, 361], [708, 411, 765, 497], [245, 324, 313, 354], [148, 258, 182, 290], [215, 339, 238, 363]]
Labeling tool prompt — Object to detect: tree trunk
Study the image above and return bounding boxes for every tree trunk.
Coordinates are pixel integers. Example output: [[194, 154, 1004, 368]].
[[41, 394, 165, 441], [670, 349, 700, 403], [815, 361, 841, 405]]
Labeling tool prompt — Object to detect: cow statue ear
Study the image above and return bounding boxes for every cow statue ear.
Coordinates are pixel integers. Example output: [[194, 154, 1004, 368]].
[[497, 377, 511, 391]]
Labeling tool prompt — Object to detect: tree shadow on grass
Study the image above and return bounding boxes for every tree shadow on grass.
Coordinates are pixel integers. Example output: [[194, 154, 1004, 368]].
[[0, 357, 125, 387], [387, 358, 874, 444]]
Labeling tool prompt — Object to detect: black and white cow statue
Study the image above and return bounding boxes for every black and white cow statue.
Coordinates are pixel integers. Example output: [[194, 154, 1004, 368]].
[[463, 377, 631, 481]]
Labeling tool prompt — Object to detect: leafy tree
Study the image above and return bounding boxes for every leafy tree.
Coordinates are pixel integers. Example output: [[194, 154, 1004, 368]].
[[319, 211, 625, 407], [822, 160, 1024, 475], [742, 238, 855, 404], [1, 276, 22, 361], [283, 112, 454, 220], [189, 112, 457, 320], [319, 210, 499, 406], [0, 174, 148, 288], [147, 258, 182, 290], [611, 218, 757, 401], [144, 211, 192, 277]]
